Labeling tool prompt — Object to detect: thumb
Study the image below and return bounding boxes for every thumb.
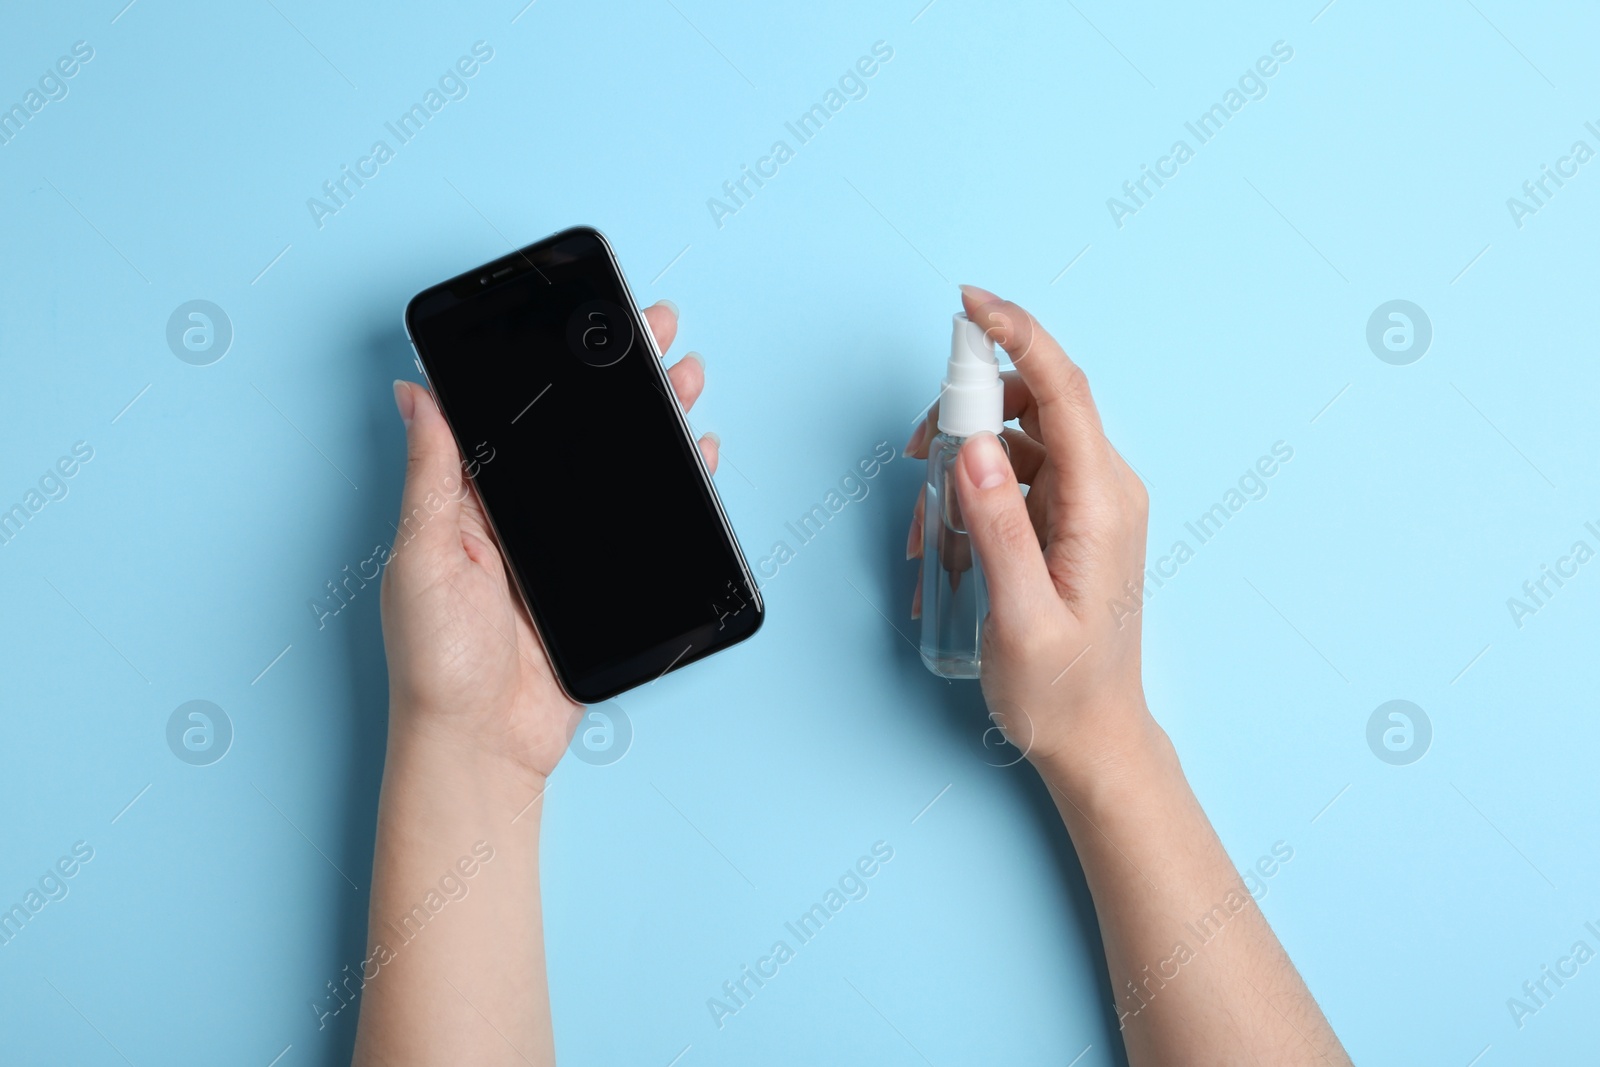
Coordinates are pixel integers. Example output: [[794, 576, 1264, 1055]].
[[392, 380, 466, 558], [953, 432, 1056, 627]]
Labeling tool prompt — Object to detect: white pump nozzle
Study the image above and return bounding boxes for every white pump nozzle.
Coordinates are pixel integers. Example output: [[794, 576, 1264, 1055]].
[[936, 312, 1004, 438]]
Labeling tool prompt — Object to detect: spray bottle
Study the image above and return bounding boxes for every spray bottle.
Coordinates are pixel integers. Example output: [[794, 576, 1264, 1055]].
[[919, 312, 1004, 678]]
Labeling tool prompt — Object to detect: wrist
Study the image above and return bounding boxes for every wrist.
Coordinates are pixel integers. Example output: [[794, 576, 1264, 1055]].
[[1029, 698, 1179, 814], [384, 707, 551, 817]]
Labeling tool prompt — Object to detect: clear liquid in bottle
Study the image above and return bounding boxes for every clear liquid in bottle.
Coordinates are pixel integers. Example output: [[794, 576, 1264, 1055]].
[[920, 431, 988, 678]]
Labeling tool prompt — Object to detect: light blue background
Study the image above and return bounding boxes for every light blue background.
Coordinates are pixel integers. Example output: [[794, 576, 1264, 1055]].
[[2, 0, 1597, 1063]]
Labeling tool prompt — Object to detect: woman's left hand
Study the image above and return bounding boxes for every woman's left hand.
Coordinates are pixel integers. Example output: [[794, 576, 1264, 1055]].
[[380, 301, 716, 782]]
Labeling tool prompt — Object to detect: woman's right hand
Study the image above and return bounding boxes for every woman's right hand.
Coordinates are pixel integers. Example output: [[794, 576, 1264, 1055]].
[[907, 286, 1161, 791], [910, 289, 1352, 1067]]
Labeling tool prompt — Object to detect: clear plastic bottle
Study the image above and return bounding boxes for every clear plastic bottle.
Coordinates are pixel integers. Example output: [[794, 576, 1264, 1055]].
[[919, 313, 1004, 679]]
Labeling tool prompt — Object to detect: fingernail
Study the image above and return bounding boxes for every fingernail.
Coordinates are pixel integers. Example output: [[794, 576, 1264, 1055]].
[[905, 420, 927, 455], [393, 380, 414, 427], [703, 430, 720, 447], [960, 284, 1000, 305], [685, 350, 705, 370], [656, 299, 679, 318], [962, 432, 1009, 489]]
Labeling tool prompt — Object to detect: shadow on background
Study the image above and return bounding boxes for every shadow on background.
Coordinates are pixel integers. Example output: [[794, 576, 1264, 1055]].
[[310, 323, 416, 1062]]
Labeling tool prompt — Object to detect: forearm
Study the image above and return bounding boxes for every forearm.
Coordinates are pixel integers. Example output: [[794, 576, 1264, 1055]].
[[1039, 710, 1348, 1067], [353, 719, 554, 1067]]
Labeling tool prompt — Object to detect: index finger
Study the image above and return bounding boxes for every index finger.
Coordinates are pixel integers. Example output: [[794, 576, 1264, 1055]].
[[642, 299, 678, 355], [958, 285, 1112, 494]]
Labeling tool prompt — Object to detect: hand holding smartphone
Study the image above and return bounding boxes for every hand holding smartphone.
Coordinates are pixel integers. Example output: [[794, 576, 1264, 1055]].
[[404, 227, 763, 703]]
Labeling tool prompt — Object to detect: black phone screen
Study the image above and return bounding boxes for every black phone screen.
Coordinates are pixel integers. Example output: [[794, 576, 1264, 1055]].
[[404, 227, 762, 703]]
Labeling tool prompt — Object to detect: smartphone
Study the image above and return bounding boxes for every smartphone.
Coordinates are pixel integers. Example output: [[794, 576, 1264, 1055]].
[[404, 226, 763, 703]]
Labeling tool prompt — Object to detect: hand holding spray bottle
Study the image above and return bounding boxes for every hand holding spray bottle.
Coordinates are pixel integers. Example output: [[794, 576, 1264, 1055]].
[[919, 313, 1004, 678]]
